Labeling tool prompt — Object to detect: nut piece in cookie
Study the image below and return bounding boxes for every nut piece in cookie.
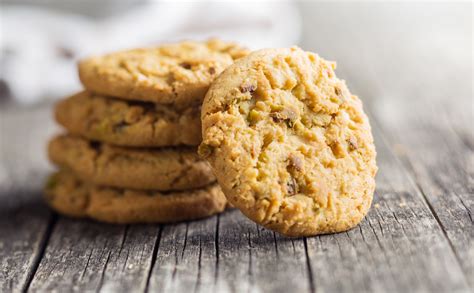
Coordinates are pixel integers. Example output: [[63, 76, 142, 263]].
[[200, 47, 377, 237]]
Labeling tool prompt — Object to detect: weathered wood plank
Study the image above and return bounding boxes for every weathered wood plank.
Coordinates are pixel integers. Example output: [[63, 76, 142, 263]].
[[27, 219, 159, 292], [148, 210, 312, 293], [0, 106, 56, 293], [216, 209, 312, 293], [303, 3, 472, 289], [300, 3, 472, 291], [305, 120, 470, 292], [148, 216, 218, 292], [213, 212, 251, 292], [345, 18, 473, 283], [28, 219, 124, 292], [369, 101, 474, 285], [98, 225, 159, 292], [0, 189, 53, 293]]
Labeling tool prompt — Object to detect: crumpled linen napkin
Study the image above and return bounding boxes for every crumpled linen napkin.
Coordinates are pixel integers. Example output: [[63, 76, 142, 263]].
[[0, 2, 301, 104]]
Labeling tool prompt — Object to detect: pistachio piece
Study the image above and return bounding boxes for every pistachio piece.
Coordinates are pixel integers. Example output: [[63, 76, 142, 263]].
[[286, 177, 298, 195], [270, 105, 299, 128], [179, 62, 192, 69], [46, 176, 58, 190], [288, 154, 303, 171], [248, 109, 262, 124], [113, 121, 128, 133], [347, 137, 358, 151], [240, 83, 256, 93], [198, 143, 214, 159]]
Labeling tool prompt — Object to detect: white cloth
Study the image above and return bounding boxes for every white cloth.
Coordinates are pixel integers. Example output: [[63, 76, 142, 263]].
[[0, 2, 301, 104]]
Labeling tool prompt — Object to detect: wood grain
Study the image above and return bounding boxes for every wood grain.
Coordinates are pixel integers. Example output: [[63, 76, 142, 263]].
[[305, 120, 470, 292], [27, 220, 159, 292], [148, 210, 313, 293], [0, 189, 53, 293], [148, 217, 218, 292], [0, 108, 56, 293], [302, 2, 473, 288], [370, 97, 474, 286], [215, 210, 312, 293]]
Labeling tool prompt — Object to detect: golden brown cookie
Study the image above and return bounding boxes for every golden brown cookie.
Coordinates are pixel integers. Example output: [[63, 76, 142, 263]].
[[48, 134, 215, 191], [79, 39, 249, 109], [44, 171, 226, 223], [199, 47, 377, 237], [55, 91, 202, 147]]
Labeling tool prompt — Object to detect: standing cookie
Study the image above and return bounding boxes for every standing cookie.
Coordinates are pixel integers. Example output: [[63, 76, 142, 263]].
[[79, 39, 249, 109], [199, 47, 377, 237]]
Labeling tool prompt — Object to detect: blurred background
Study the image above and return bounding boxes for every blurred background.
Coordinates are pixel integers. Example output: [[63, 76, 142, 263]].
[[0, 1, 472, 188], [1, 1, 471, 104], [1, 1, 301, 104]]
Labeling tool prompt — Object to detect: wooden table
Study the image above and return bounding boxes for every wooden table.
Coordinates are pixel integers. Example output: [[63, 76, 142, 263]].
[[1, 3, 472, 292]]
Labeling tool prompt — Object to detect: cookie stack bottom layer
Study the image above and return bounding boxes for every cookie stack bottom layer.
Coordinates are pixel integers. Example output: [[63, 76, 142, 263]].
[[46, 134, 224, 223], [45, 171, 226, 224]]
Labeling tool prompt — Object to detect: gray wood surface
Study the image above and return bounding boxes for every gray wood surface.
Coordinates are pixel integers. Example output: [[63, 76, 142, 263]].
[[0, 2, 472, 293], [0, 108, 56, 293]]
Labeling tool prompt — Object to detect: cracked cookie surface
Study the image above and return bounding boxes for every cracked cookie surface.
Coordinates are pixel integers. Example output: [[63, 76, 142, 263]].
[[79, 39, 249, 109], [49, 134, 215, 191], [200, 47, 377, 237], [44, 171, 226, 223], [55, 91, 202, 147]]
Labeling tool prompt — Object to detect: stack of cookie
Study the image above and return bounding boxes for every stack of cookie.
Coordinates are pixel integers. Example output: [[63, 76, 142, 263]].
[[45, 40, 248, 223]]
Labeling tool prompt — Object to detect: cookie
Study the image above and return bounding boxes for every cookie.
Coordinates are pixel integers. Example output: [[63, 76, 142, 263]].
[[199, 47, 377, 237], [48, 134, 215, 191], [79, 39, 249, 109], [44, 171, 226, 223], [55, 91, 202, 147]]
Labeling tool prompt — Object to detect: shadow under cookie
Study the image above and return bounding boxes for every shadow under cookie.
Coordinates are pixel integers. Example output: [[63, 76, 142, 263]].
[[44, 170, 226, 224]]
